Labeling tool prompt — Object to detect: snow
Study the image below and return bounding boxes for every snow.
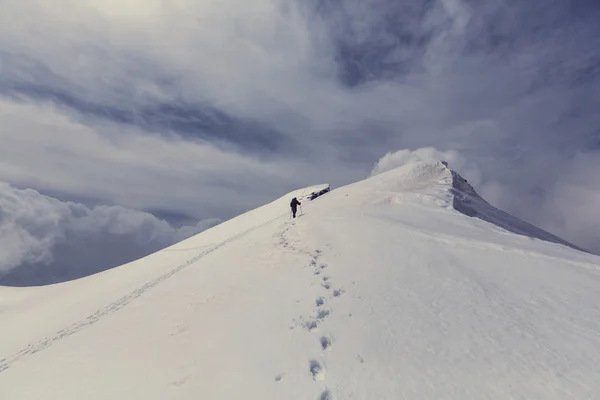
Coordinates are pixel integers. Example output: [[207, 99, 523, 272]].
[[2, 161, 600, 399]]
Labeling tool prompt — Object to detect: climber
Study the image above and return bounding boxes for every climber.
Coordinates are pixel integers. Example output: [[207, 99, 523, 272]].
[[290, 197, 301, 218]]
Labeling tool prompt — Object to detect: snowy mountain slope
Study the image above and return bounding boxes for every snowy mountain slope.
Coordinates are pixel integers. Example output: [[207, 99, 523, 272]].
[[2, 161, 600, 400]]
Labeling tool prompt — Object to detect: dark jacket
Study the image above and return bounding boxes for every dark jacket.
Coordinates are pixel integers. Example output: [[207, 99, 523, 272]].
[[290, 197, 301, 209]]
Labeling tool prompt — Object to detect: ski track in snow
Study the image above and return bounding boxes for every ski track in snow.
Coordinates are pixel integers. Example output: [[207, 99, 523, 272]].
[[0, 215, 286, 374]]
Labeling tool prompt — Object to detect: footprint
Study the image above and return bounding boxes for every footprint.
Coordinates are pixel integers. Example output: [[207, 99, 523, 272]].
[[274, 374, 283, 382], [170, 325, 189, 336], [319, 389, 332, 399], [169, 376, 190, 387], [304, 320, 318, 331], [322, 282, 331, 290], [320, 264, 328, 270], [322, 276, 330, 282], [314, 269, 322, 276], [316, 309, 330, 319], [332, 288, 344, 297], [309, 360, 325, 381], [320, 336, 332, 350], [316, 297, 325, 307]]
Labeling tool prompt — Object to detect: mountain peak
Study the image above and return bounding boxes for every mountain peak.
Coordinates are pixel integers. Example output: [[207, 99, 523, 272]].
[[363, 159, 583, 251]]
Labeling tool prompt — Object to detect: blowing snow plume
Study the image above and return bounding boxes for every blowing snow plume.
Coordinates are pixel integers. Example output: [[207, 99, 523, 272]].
[[2, 159, 600, 399]]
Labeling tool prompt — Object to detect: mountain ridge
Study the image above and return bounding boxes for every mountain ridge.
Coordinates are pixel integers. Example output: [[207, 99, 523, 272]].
[[335, 159, 583, 252]]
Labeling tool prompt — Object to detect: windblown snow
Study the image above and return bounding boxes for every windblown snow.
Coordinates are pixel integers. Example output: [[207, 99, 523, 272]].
[[2, 161, 600, 399]]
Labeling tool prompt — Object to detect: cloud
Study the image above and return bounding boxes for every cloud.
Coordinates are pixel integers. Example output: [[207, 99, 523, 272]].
[[502, 150, 600, 254], [0, 98, 352, 221], [0, 181, 220, 286], [1, 0, 600, 256], [0, 0, 334, 129]]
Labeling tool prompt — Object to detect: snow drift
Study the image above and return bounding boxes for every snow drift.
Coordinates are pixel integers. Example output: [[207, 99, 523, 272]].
[[1, 160, 600, 400]]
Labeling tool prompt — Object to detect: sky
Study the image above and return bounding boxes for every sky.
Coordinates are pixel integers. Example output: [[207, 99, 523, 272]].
[[1, 0, 599, 284]]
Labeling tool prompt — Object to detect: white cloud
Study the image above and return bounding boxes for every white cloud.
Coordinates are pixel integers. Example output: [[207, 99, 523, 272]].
[[0, 0, 332, 120], [0, 180, 220, 285], [536, 151, 600, 253], [0, 99, 352, 221]]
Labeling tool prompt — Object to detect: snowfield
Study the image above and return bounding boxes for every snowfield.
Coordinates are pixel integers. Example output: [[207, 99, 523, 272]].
[[2, 161, 600, 399]]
